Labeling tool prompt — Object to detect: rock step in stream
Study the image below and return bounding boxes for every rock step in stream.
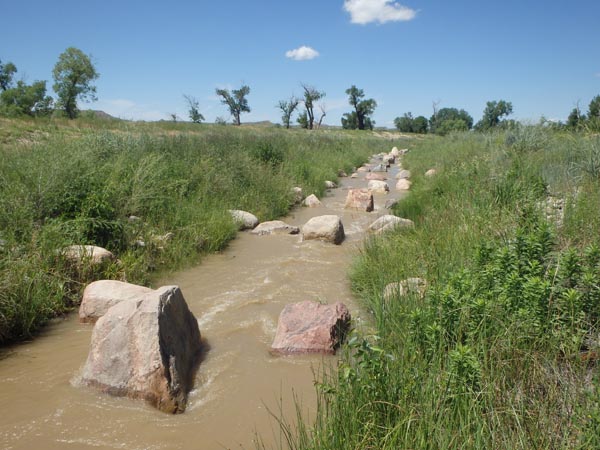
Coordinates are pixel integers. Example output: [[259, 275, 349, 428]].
[[0, 147, 427, 450]]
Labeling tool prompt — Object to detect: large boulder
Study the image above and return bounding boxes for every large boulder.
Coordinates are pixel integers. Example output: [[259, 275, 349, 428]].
[[396, 179, 412, 190], [80, 286, 202, 414], [368, 180, 390, 193], [251, 220, 300, 235], [365, 172, 387, 181], [79, 280, 153, 323], [229, 210, 259, 230], [344, 189, 374, 212], [62, 245, 114, 266], [368, 215, 414, 234], [303, 194, 322, 208], [271, 301, 351, 355], [302, 215, 345, 245]]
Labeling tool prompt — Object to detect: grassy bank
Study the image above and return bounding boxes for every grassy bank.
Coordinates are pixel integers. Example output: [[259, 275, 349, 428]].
[[277, 128, 600, 448], [0, 117, 402, 343]]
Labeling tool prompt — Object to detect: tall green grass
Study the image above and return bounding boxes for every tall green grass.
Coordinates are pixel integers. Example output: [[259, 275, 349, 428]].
[[273, 128, 600, 449], [0, 118, 404, 343]]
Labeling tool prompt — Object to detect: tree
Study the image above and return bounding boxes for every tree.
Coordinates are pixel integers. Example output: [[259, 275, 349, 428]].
[[589, 95, 600, 119], [394, 112, 414, 132], [277, 96, 299, 129], [475, 100, 513, 130], [297, 111, 309, 129], [412, 116, 428, 134], [183, 94, 204, 123], [215, 85, 250, 126], [344, 85, 377, 130], [300, 84, 325, 130], [0, 60, 17, 91], [0, 80, 53, 117], [429, 107, 473, 134], [52, 47, 98, 119], [567, 106, 585, 130]]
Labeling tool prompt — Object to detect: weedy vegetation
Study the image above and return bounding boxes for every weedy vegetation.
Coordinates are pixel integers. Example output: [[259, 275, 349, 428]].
[[267, 127, 600, 449]]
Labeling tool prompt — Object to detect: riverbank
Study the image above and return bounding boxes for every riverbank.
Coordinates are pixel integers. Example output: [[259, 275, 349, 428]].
[[280, 127, 600, 449], [0, 117, 408, 343]]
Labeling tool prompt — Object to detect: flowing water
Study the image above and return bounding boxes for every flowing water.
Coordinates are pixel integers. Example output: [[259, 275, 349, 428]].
[[0, 159, 405, 450]]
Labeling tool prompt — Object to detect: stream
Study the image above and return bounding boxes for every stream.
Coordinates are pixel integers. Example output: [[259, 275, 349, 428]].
[[0, 157, 405, 449]]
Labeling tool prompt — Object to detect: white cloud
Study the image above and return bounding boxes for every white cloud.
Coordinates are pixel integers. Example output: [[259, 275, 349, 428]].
[[285, 46, 320, 61], [344, 0, 417, 25]]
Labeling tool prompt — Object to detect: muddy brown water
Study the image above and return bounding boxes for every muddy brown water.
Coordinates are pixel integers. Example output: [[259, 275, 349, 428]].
[[0, 159, 405, 450]]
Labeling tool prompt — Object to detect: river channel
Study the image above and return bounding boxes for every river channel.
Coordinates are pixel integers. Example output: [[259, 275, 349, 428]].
[[0, 157, 405, 449]]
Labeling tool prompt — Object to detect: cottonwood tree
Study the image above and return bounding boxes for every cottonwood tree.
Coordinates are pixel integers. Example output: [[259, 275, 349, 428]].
[[429, 107, 473, 134], [342, 85, 376, 130], [52, 47, 98, 119], [215, 85, 250, 125], [300, 84, 325, 130], [0, 60, 17, 91], [0, 80, 53, 117], [183, 94, 204, 123], [277, 96, 299, 128], [475, 100, 513, 130]]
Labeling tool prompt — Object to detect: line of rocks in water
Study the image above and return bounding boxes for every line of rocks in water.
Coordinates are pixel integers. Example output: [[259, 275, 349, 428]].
[[71, 145, 438, 414]]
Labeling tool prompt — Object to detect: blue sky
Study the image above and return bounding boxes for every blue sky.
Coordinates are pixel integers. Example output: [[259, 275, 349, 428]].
[[2, 0, 599, 126]]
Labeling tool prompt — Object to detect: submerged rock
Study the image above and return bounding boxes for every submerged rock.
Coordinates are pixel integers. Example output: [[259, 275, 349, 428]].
[[271, 301, 351, 355], [302, 215, 345, 245], [79, 280, 153, 323], [229, 210, 259, 230], [303, 194, 322, 208], [251, 220, 300, 235], [344, 189, 374, 212], [365, 172, 387, 181], [368, 215, 414, 234], [371, 164, 387, 173], [367, 180, 390, 193], [80, 286, 202, 414]]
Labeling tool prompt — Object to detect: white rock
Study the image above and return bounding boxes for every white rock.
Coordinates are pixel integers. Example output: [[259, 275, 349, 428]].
[[425, 169, 437, 177], [396, 179, 412, 190], [368, 215, 414, 234], [79, 280, 153, 323], [396, 169, 411, 179], [62, 245, 114, 266], [383, 278, 428, 302], [325, 180, 337, 189]]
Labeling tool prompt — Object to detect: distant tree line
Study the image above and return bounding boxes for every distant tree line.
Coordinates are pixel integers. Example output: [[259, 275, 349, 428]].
[[0, 47, 98, 119]]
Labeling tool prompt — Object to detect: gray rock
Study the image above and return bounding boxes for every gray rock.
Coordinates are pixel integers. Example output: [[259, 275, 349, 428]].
[[80, 286, 202, 414], [302, 215, 345, 245], [371, 164, 388, 173], [79, 280, 153, 323], [396, 179, 412, 190], [396, 170, 411, 179], [368, 215, 414, 234], [325, 180, 337, 189], [229, 210, 259, 230], [292, 187, 304, 204], [62, 245, 115, 266], [271, 301, 350, 355], [251, 220, 300, 235], [368, 180, 390, 193]]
